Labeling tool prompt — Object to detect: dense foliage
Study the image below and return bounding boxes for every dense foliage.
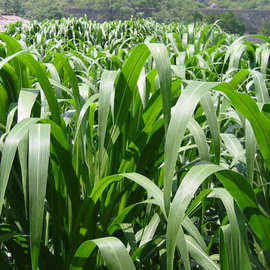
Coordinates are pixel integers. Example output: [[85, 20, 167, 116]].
[[1, 17, 270, 269], [0, 0, 267, 30], [0, 0, 200, 22], [1, 0, 270, 21], [204, 11, 246, 35], [260, 19, 270, 36]]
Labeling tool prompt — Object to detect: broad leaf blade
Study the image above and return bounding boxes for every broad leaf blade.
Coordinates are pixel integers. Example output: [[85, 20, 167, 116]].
[[164, 81, 218, 214], [0, 118, 39, 214], [28, 124, 51, 270]]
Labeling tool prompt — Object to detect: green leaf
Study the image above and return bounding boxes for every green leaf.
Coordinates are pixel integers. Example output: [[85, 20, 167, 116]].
[[73, 94, 99, 143], [98, 70, 118, 178], [182, 216, 207, 251], [214, 82, 270, 169], [17, 54, 63, 127], [0, 118, 39, 214], [220, 133, 245, 164], [54, 53, 82, 110], [187, 118, 210, 162], [0, 83, 8, 124], [28, 124, 51, 270], [200, 92, 220, 164], [185, 235, 219, 270], [17, 89, 40, 216], [245, 120, 256, 184], [251, 70, 269, 105], [69, 240, 96, 270], [70, 237, 136, 270], [216, 170, 270, 250], [164, 81, 218, 215], [176, 225, 191, 270], [114, 44, 150, 129], [166, 163, 270, 270], [220, 225, 230, 270], [146, 43, 172, 132], [209, 188, 252, 270], [121, 173, 164, 214], [166, 164, 223, 270], [140, 213, 160, 247], [17, 88, 39, 122]]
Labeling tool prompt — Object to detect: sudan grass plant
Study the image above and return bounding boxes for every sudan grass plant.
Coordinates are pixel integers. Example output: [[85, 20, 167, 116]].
[[0, 18, 270, 269]]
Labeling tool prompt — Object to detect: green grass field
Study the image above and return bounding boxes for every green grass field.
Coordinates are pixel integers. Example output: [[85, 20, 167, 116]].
[[0, 17, 270, 269]]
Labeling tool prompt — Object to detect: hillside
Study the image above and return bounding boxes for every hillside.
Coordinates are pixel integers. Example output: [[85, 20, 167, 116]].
[[1, 0, 270, 23], [1, 17, 270, 269]]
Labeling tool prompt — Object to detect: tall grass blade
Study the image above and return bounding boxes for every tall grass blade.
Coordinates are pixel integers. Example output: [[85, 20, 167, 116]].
[[164, 81, 218, 215], [98, 70, 118, 178], [200, 92, 220, 164], [0, 118, 39, 214], [70, 237, 136, 270], [185, 235, 219, 270], [28, 124, 50, 270], [245, 120, 256, 183], [215, 82, 270, 169], [146, 43, 172, 132]]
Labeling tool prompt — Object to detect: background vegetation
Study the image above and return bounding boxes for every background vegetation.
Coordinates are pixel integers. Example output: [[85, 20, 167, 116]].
[[205, 11, 246, 35], [0, 0, 267, 25], [0, 17, 270, 269], [260, 19, 270, 36]]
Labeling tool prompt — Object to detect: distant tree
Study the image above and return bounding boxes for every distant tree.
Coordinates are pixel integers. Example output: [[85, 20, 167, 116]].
[[23, 0, 66, 20], [153, 0, 201, 23], [3, 0, 12, 13], [3, 0, 22, 14], [96, 0, 134, 20], [12, 0, 22, 14], [129, 0, 160, 8], [205, 11, 246, 35], [260, 20, 270, 36]]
